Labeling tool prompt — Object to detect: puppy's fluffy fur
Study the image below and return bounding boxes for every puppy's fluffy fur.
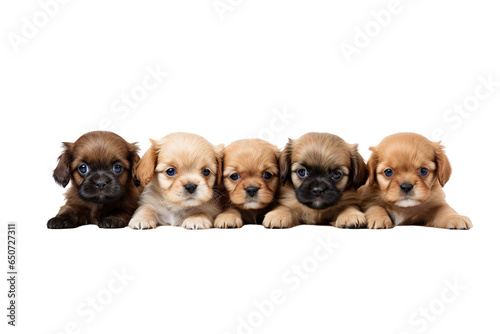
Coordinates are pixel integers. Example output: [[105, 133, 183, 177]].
[[214, 139, 280, 228], [263, 132, 368, 228], [47, 131, 141, 229], [129, 132, 223, 230], [360, 132, 472, 229]]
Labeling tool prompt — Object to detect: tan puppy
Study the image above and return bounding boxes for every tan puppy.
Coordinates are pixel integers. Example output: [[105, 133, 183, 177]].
[[360, 132, 472, 229], [214, 139, 280, 228], [128, 132, 223, 230], [263, 132, 368, 228]]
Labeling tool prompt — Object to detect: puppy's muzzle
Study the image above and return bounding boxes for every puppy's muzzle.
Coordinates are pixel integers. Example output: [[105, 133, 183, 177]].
[[245, 186, 259, 197], [184, 183, 198, 194], [400, 183, 414, 194]]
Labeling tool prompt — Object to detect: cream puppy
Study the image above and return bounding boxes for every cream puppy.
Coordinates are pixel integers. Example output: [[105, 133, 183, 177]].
[[129, 132, 223, 230]]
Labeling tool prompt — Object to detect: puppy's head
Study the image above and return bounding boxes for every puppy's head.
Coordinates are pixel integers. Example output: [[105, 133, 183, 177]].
[[367, 132, 452, 208], [222, 139, 280, 210], [53, 131, 140, 204], [280, 132, 368, 210], [134, 132, 222, 207]]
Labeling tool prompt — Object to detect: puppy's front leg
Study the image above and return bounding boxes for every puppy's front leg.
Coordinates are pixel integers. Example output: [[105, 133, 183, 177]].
[[427, 205, 472, 230], [262, 205, 298, 228], [214, 207, 243, 228], [182, 213, 213, 230], [365, 205, 393, 229], [47, 209, 87, 229], [128, 206, 158, 229], [333, 206, 366, 229]]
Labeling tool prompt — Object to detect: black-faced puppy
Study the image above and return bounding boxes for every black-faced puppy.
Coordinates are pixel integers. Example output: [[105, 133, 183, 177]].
[[263, 132, 368, 228], [128, 132, 223, 230], [214, 139, 280, 228], [360, 132, 472, 229], [47, 131, 141, 229]]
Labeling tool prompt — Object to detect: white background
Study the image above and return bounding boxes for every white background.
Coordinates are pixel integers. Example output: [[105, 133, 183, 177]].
[[1, 1, 499, 333]]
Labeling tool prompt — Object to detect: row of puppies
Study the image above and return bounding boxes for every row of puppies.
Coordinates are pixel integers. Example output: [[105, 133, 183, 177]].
[[47, 131, 472, 230]]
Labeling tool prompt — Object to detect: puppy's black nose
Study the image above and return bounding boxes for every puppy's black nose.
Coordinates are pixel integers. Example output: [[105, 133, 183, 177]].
[[245, 186, 259, 197], [400, 183, 413, 193], [311, 187, 324, 197], [94, 181, 107, 190], [184, 183, 198, 194]]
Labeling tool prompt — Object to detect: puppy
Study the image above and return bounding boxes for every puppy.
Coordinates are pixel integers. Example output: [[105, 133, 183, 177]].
[[214, 139, 280, 228], [360, 132, 472, 229], [47, 131, 141, 229], [263, 132, 368, 228], [129, 132, 223, 230]]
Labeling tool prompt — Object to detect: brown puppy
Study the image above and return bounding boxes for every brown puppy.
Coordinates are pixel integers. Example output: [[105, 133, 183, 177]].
[[360, 132, 472, 229], [263, 132, 368, 228], [214, 139, 280, 228], [128, 132, 223, 230], [47, 131, 141, 229]]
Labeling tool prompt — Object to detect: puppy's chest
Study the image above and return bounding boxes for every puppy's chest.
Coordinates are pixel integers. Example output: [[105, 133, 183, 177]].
[[387, 208, 422, 226], [300, 207, 339, 225], [239, 208, 267, 224], [156, 210, 186, 226], [389, 210, 405, 226], [87, 204, 114, 224]]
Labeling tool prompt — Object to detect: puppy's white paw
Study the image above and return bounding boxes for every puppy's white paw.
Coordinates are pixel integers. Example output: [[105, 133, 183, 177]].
[[128, 218, 156, 230], [214, 213, 243, 228], [263, 210, 294, 228], [334, 210, 366, 229], [182, 215, 213, 230]]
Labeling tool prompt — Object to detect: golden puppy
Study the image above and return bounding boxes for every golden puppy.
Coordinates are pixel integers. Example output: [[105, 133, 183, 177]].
[[214, 139, 280, 228], [360, 132, 472, 229], [128, 132, 223, 230], [263, 132, 368, 228]]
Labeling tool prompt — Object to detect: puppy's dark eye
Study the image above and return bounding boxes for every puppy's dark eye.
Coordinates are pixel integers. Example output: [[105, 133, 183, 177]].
[[297, 168, 308, 178], [419, 168, 429, 176], [166, 168, 176, 177], [230, 173, 239, 181], [332, 171, 342, 180], [262, 172, 272, 180], [202, 168, 211, 176], [113, 164, 123, 174], [384, 169, 394, 177], [78, 163, 88, 175]]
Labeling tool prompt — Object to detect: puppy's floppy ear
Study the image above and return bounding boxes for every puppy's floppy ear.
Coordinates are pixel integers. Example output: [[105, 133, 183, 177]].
[[280, 139, 293, 186], [133, 139, 158, 186], [367, 146, 378, 186], [434, 141, 452, 187], [214, 144, 224, 188], [128, 142, 141, 187], [349, 144, 368, 190], [53, 142, 74, 188], [275, 147, 281, 167]]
